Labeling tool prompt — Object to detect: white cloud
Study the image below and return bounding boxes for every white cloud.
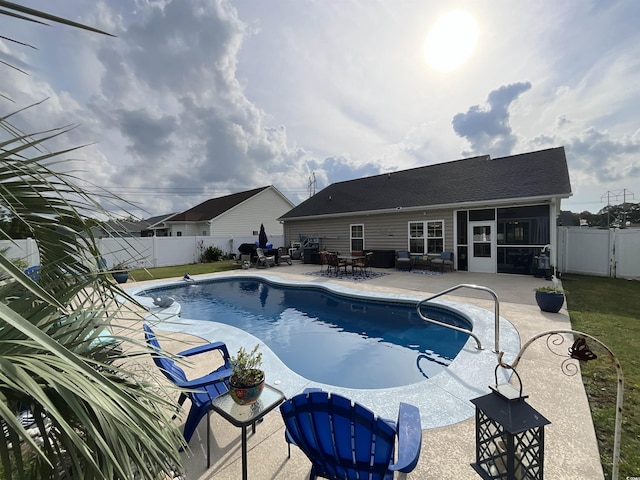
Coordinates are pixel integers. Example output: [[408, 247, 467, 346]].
[[0, 0, 638, 217]]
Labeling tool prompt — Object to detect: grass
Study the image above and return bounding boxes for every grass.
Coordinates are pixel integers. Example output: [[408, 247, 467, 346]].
[[562, 274, 640, 479], [128, 260, 238, 282]]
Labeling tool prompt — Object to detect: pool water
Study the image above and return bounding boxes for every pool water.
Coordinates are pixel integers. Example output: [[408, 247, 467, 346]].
[[144, 278, 472, 389]]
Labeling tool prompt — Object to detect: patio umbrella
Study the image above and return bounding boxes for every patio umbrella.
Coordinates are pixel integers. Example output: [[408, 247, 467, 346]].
[[258, 223, 268, 248]]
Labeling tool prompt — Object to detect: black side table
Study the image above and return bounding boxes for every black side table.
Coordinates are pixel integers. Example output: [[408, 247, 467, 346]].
[[210, 384, 285, 479]]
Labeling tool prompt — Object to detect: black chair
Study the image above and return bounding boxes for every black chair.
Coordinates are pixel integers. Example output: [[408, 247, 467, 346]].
[[395, 250, 412, 271]]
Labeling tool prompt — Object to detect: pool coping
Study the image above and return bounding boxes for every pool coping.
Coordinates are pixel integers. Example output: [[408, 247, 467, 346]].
[[125, 272, 521, 429]]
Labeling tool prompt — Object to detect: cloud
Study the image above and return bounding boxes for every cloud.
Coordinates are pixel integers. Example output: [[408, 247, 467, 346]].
[[451, 82, 532, 157], [71, 0, 316, 213], [565, 127, 640, 183]]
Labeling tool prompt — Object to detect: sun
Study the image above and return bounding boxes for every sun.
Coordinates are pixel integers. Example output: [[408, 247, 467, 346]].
[[423, 9, 479, 72]]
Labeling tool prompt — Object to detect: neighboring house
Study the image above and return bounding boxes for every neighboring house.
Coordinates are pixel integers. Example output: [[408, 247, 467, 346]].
[[279, 147, 572, 274], [165, 186, 296, 239], [140, 212, 177, 237], [87, 213, 175, 238], [89, 219, 149, 238]]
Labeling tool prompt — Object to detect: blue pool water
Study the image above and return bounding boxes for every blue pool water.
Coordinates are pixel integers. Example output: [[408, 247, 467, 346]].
[[143, 278, 472, 389]]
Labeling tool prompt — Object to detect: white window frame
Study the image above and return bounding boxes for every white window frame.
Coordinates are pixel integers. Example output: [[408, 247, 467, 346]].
[[408, 220, 444, 254], [350, 224, 364, 251]]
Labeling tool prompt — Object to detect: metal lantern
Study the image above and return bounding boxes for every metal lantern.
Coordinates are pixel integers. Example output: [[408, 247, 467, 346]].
[[471, 364, 551, 480]]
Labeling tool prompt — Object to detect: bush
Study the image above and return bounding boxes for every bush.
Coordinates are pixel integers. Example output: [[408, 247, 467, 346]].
[[203, 245, 224, 262]]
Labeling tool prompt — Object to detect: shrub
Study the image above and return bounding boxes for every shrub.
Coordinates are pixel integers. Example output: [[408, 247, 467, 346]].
[[203, 245, 224, 262]]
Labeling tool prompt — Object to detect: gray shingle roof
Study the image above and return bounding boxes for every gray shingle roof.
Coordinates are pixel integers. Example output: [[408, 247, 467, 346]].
[[168, 186, 271, 222], [280, 147, 571, 219]]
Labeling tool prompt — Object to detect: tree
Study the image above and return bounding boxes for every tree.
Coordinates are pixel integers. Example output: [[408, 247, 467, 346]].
[[0, 4, 185, 479]]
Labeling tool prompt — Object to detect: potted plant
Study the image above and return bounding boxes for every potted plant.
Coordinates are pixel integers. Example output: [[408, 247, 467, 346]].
[[111, 260, 130, 284], [229, 344, 265, 405], [534, 285, 566, 313]]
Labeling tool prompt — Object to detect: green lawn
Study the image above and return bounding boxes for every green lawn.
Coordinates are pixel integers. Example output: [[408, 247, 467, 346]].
[[128, 260, 239, 281], [562, 274, 640, 479]]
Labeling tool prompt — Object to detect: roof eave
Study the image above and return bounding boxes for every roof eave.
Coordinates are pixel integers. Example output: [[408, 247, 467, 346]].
[[280, 193, 572, 221]]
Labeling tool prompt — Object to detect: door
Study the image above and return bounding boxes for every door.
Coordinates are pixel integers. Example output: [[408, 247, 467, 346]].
[[468, 221, 496, 273]]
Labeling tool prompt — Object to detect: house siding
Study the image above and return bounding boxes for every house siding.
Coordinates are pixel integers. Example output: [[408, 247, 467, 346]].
[[167, 187, 295, 241], [212, 188, 293, 238], [284, 207, 456, 253]]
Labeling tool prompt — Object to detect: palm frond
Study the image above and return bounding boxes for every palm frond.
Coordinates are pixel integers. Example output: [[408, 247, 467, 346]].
[[0, 114, 186, 479]]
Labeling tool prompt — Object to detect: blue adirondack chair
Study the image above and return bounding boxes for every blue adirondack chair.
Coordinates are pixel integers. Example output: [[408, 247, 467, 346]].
[[143, 323, 233, 444], [280, 390, 422, 480], [23, 265, 41, 282]]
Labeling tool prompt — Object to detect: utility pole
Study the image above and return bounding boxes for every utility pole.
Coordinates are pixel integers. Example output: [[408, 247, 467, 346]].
[[308, 172, 316, 198], [601, 189, 635, 227]]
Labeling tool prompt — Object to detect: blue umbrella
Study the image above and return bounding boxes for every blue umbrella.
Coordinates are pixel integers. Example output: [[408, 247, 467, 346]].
[[258, 223, 268, 248]]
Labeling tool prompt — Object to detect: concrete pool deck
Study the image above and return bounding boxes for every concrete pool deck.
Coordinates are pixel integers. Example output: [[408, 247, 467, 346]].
[[125, 263, 604, 480]]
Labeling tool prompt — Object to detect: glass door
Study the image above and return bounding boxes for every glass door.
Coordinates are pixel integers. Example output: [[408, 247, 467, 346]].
[[468, 221, 496, 273]]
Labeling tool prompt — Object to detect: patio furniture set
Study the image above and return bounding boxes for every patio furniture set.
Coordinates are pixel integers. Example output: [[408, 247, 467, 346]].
[[144, 323, 422, 479], [395, 250, 455, 273], [319, 250, 374, 277]]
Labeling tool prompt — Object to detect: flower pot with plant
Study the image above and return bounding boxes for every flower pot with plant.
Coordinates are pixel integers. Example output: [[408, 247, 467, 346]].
[[229, 344, 265, 405], [534, 285, 566, 313], [111, 261, 130, 284]]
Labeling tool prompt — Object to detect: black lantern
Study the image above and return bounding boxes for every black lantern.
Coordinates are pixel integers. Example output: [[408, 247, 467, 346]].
[[471, 363, 551, 480]]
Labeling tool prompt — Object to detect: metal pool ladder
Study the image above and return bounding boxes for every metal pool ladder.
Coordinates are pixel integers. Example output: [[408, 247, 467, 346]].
[[416, 284, 500, 352]]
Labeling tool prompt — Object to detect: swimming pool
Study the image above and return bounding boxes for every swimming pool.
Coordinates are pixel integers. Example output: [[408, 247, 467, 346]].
[[128, 272, 520, 428], [140, 277, 472, 389]]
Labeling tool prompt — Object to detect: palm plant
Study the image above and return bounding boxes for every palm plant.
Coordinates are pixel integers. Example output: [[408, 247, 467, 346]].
[[0, 4, 187, 480]]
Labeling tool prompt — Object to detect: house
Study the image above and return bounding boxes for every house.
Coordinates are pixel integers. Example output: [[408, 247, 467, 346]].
[[89, 219, 150, 238], [165, 186, 295, 239], [140, 213, 177, 237], [87, 213, 176, 238], [278, 147, 572, 274]]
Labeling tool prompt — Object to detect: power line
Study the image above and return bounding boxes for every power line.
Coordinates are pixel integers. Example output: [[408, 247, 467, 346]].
[[83, 186, 310, 197], [601, 189, 635, 226]]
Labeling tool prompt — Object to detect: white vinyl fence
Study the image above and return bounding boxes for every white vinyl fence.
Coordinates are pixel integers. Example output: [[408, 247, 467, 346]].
[[557, 227, 640, 279], [7, 229, 637, 279], [1, 234, 284, 270]]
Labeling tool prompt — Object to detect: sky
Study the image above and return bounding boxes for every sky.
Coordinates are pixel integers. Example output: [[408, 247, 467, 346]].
[[1, 0, 639, 219]]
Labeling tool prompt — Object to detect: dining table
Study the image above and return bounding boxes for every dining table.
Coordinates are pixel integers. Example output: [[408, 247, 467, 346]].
[[337, 254, 366, 274]]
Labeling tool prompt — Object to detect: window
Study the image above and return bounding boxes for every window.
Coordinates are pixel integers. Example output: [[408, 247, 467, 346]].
[[350, 224, 364, 251], [409, 220, 444, 254], [176, 231, 182, 237], [409, 222, 424, 254], [427, 221, 444, 253]]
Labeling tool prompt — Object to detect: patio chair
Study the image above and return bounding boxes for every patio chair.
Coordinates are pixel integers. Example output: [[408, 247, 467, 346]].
[[255, 247, 276, 268], [363, 251, 374, 276], [319, 251, 330, 273], [351, 251, 367, 275], [395, 250, 412, 271], [142, 323, 232, 445], [430, 250, 454, 272], [327, 252, 347, 276], [280, 389, 422, 479], [23, 265, 41, 282], [277, 246, 292, 265]]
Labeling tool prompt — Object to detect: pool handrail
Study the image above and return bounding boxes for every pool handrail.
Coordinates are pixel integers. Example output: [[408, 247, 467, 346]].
[[416, 284, 500, 352]]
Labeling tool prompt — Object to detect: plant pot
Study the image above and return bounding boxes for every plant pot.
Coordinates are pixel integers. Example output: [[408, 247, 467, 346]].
[[229, 372, 265, 405], [112, 271, 129, 284], [535, 291, 564, 313]]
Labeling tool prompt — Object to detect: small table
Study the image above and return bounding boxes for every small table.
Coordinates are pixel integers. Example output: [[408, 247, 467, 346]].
[[210, 384, 285, 479]]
